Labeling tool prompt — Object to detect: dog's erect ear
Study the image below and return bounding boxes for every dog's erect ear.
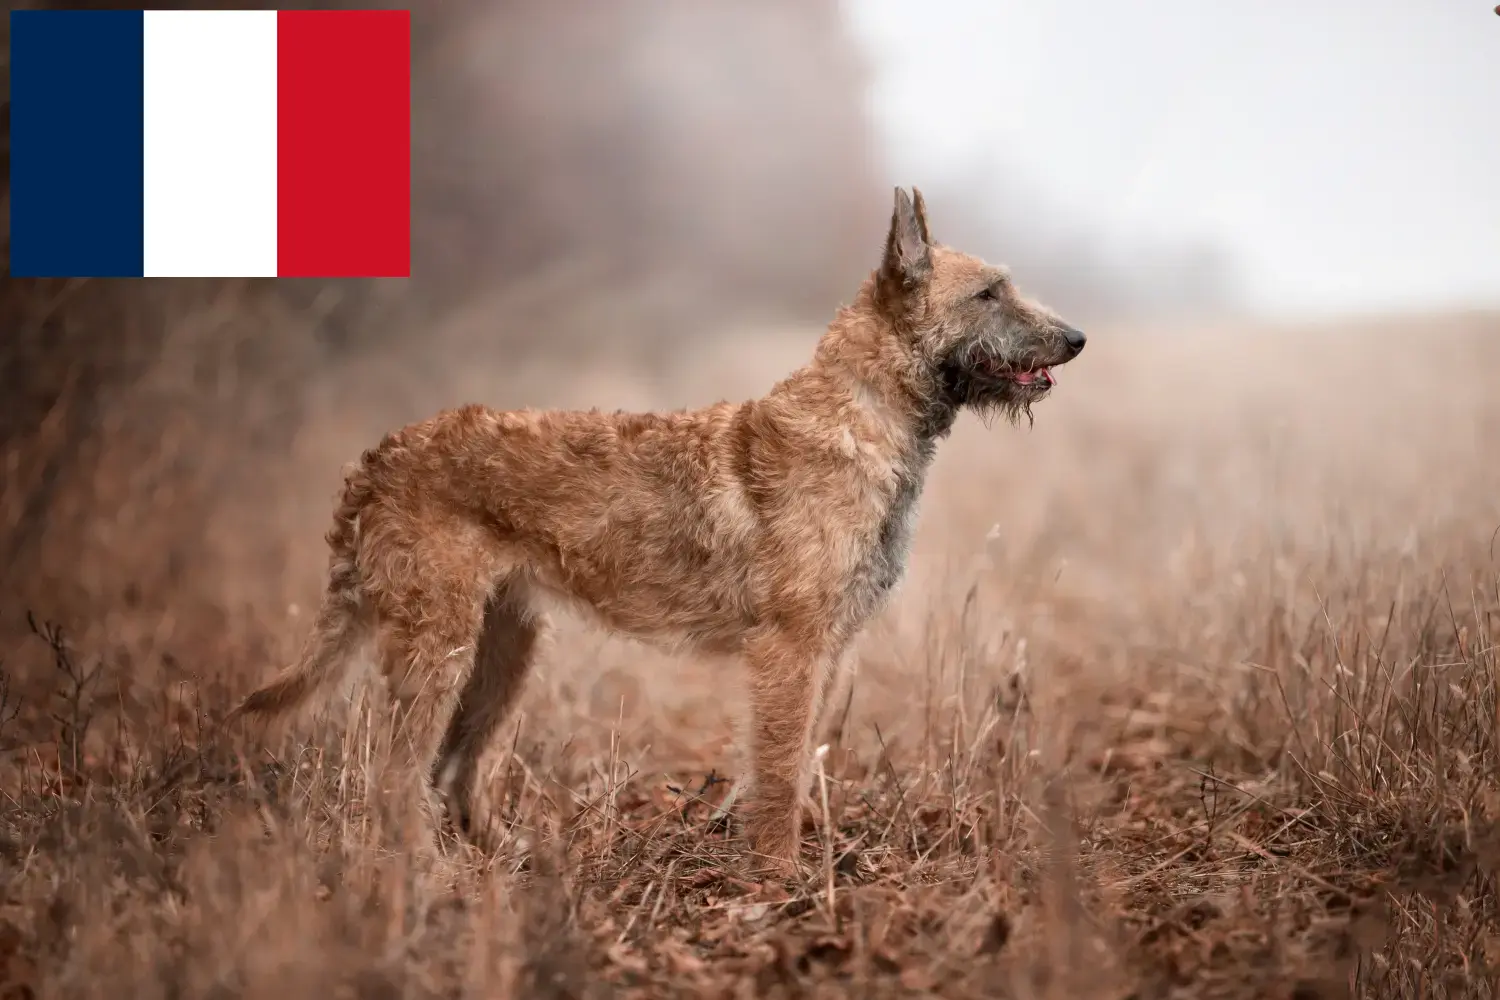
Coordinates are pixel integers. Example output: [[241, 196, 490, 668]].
[[880, 186, 933, 294], [911, 187, 933, 246]]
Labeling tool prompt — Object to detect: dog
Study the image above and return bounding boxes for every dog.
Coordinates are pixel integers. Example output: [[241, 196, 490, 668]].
[[234, 187, 1086, 872]]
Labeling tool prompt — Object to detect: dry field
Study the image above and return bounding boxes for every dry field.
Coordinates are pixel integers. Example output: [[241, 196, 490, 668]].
[[2, 312, 1499, 999]]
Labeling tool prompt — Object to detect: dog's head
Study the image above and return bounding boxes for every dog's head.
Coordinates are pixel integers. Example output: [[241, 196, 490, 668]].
[[875, 186, 1086, 424]]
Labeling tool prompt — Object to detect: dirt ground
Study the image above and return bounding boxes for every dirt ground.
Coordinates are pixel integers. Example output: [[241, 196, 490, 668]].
[[1, 312, 1498, 999]]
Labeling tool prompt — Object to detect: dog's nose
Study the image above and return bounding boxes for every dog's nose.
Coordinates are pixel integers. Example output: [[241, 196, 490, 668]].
[[1061, 326, 1087, 354]]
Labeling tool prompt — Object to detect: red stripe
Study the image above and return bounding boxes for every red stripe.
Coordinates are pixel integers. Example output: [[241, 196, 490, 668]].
[[277, 9, 410, 278]]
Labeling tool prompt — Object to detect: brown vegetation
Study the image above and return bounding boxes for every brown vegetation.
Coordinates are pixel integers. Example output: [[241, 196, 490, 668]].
[[1, 311, 1498, 998]]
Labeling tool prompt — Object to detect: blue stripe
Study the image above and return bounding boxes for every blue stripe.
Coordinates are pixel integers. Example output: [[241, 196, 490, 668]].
[[10, 10, 145, 277]]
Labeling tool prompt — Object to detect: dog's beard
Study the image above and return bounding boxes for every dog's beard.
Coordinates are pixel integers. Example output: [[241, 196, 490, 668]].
[[938, 362, 1042, 429], [969, 392, 1035, 429]]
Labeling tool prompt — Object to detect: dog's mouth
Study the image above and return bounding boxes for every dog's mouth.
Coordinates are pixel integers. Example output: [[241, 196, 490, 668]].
[[1003, 365, 1055, 388], [972, 353, 1057, 389]]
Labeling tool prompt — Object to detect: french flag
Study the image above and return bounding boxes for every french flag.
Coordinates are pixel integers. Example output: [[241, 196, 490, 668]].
[[9, 9, 411, 278]]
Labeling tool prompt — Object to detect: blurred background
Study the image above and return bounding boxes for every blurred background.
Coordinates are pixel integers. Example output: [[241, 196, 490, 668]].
[[1, 0, 1497, 691], [853, 0, 1500, 321]]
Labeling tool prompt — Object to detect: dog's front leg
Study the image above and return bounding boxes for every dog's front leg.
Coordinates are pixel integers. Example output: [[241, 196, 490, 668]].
[[740, 627, 831, 874], [815, 647, 858, 749]]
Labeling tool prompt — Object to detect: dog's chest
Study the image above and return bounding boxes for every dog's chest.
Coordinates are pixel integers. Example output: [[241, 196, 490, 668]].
[[843, 439, 936, 624]]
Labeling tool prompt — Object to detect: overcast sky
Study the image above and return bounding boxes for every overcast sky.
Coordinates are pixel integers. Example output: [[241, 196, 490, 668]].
[[846, 0, 1500, 319]]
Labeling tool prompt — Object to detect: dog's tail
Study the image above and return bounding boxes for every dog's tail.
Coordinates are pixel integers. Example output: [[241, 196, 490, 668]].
[[231, 460, 376, 722]]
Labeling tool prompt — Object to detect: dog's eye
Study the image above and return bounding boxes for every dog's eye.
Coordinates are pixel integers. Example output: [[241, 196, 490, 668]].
[[975, 286, 998, 302]]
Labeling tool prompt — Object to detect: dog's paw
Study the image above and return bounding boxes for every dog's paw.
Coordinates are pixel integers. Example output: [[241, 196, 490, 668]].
[[744, 822, 802, 877]]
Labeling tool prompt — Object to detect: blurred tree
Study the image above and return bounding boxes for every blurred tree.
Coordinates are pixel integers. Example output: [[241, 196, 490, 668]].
[[0, 0, 880, 636]]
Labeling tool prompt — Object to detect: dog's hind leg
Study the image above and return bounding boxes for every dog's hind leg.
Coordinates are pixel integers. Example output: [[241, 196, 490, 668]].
[[433, 577, 546, 852], [368, 562, 491, 857]]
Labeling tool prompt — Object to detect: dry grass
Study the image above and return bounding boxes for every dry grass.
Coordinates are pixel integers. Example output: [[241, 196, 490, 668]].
[[2, 314, 1499, 999]]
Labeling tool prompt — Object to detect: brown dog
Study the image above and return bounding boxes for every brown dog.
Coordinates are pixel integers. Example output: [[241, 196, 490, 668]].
[[234, 187, 1086, 871]]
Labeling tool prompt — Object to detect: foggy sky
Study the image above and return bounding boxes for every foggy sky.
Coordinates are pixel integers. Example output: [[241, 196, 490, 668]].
[[847, 0, 1500, 318]]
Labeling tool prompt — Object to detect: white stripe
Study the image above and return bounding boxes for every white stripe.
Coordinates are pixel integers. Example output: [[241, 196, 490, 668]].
[[143, 11, 278, 278]]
